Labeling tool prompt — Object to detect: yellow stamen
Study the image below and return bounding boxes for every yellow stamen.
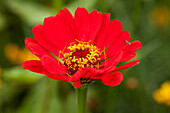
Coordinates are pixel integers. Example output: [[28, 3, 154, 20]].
[[63, 46, 66, 53], [104, 47, 107, 65], [67, 74, 71, 77], [58, 51, 61, 64], [62, 39, 101, 72]]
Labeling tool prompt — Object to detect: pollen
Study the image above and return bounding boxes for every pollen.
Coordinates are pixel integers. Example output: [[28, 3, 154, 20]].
[[61, 40, 101, 75]]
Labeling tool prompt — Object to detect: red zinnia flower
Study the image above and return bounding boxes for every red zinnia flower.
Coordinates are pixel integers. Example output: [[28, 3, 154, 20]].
[[22, 7, 142, 88]]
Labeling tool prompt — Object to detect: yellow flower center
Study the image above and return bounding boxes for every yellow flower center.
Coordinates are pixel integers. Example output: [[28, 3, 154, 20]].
[[61, 40, 101, 75]]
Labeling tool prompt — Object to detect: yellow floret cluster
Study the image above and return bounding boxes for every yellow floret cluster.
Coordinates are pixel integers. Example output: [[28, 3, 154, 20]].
[[153, 81, 170, 106], [63, 42, 101, 73]]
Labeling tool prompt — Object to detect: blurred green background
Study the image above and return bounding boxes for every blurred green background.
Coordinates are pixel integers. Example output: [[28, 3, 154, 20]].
[[0, 0, 170, 113]]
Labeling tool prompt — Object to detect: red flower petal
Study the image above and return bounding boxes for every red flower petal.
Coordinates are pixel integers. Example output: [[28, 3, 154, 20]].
[[106, 31, 131, 58], [120, 40, 142, 62], [69, 68, 95, 82], [96, 19, 122, 50], [81, 68, 100, 79], [101, 72, 123, 86], [69, 67, 105, 82], [102, 20, 123, 48], [32, 24, 60, 56], [94, 13, 110, 45], [73, 80, 81, 88], [58, 8, 76, 37], [68, 68, 83, 82], [69, 66, 117, 82], [88, 10, 102, 43], [113, 60, 140, 71], [22, 60, 70, 81], [22, 60, 46, 74], [120, 52, 136, 62], [41, 55, 68, 75], [81, 67, 110, 80], [128, 40, 143, 51], [103, 51, 124, 70], [43, 9, 75, 50], [74, 7, 90, 42], [101, 13, 111, 27], [25, 38, 52, 58], [46, 73, 70, 81]]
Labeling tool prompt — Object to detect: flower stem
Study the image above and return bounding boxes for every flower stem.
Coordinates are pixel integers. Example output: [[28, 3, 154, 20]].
[[76, 86, 88, 113]]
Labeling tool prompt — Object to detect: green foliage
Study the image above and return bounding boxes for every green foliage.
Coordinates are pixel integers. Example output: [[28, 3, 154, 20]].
[[6, 0, 53, 25], [17, 78, 61, 113], [3, 67, 43, 84], [66, 0, 97, 14]]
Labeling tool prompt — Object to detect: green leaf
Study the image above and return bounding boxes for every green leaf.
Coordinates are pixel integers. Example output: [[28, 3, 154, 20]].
[[3, 66, 44, 84], [6, 0, 53, 25], [100, 45, 109, 57], [17, 78, 61, 113], [17, 78, 47, 113], [99, 57, 111, 64], [0, 13, 7, 31], [65, 0, 97, 15]]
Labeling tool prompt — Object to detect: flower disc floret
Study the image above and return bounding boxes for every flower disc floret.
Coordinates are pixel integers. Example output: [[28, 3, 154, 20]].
[[62, 40, 101, 75]]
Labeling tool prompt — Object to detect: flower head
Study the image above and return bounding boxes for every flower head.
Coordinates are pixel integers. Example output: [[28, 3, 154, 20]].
[[153, 81, 170, 106], [22, 7, 142, 88]]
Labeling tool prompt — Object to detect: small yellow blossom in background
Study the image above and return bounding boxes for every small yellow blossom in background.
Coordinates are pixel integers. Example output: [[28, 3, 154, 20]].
[[4, 43, 39, 65], [153, 81, 170, 107], [150, 6, 170, 28], [124, 77, 138, 90]]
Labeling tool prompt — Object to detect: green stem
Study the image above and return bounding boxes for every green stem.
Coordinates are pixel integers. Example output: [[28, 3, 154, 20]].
[[76, 87, 88, 113]]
